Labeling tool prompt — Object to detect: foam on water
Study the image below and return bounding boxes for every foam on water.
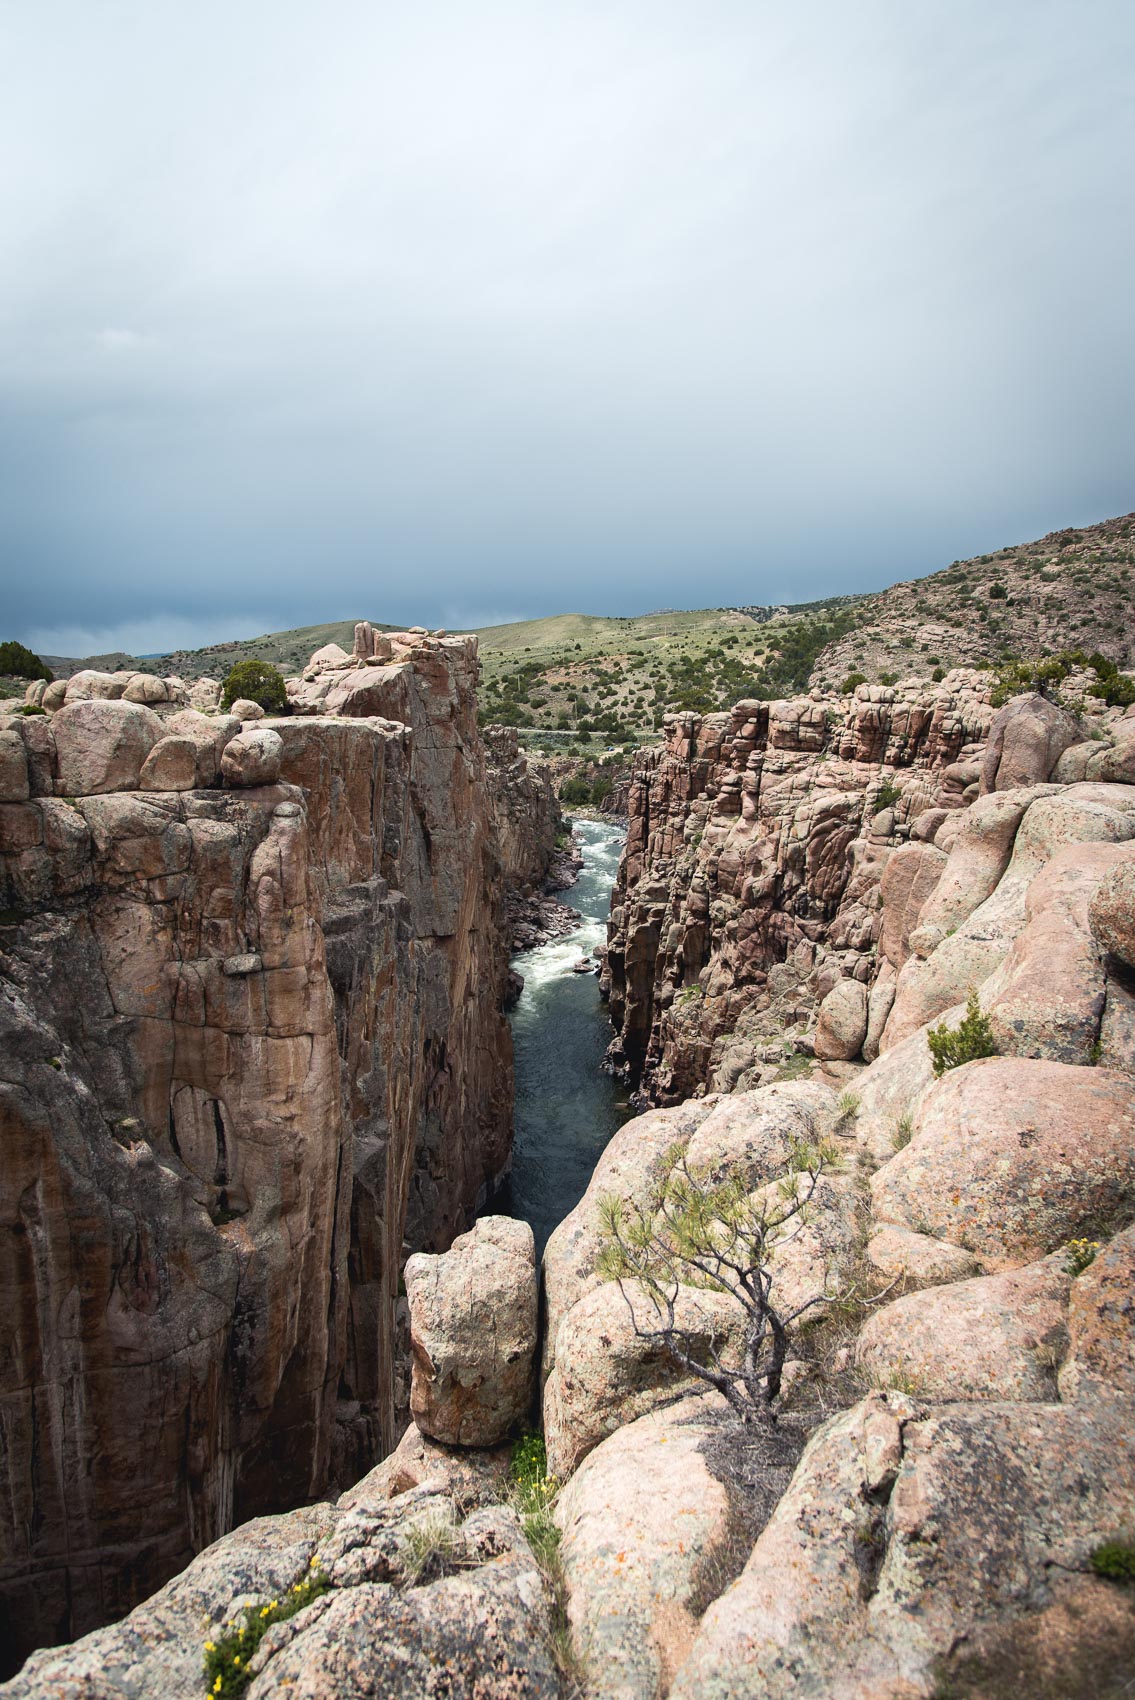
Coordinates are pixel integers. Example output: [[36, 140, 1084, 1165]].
[[501, 817, 632, 1255]]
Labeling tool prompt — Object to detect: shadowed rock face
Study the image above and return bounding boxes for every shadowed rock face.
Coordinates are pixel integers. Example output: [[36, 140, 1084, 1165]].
[[0, 635, 535, 1670]]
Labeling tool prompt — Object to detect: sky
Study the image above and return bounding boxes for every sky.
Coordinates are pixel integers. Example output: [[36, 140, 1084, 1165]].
[[2, 0, 1134, 658]]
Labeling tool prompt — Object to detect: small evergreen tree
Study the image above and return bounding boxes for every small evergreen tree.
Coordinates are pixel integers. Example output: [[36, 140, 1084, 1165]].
[[220, 658, 288, 714], [927, 990, 997, 1077], [0, 640, 52, 682]]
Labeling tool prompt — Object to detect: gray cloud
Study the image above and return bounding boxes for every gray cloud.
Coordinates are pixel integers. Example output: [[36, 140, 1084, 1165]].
[[2, 0, 1133, 653]]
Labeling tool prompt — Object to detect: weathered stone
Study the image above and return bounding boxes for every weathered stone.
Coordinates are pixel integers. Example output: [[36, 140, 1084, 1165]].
[[542, 1098, 719, 1380], [670, 1392, 1135, 1700], [51, 698, 164, 795], [230, 696, 266, 720], [982, 840, 1127, 1064], [0, 636, 529, 1669], [1, 1503, 338, 1699], [138, 733, 200, 792], [556, 1397, 737, 1700], [0, 731, 29, 803], [339, 1423, 512, 1514], [405, 1216, 537, 1447], [865, 1223, 980, 1284], [856, 1256, 1070, 1401], [979, 693, 1081, 792], [814, 977, 868, 1060], [62, 668, 127, 703], [220, 727, 284, 787], [871, 1058, 1135, 1260], [877, 840, 947, 969], [1058, 1224, 1135, 1404], [1089, 850, 1135, 967], [4, 1494, 558, 1700], [543, 1282, 746, 1478], [122, 673, 169, 705]]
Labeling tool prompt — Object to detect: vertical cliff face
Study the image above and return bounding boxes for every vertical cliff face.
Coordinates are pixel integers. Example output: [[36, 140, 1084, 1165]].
[[0, 635, 517, 1668], [605, 678, 996, 1101]]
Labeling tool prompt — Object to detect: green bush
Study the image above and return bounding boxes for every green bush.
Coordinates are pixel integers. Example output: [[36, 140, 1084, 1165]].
[[1090, 1542, 1135, 1583], [1088, 673, 1135, 708], [875, 779, 902, 811], [220, 659, 288, 715], [558, 776, 591, 805], [927, 991, 997, 1077], [842, 672, 867, 692], [0, 641, 52, 682]]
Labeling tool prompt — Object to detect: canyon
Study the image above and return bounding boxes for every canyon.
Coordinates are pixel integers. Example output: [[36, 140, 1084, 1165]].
[[3, 624, 1135, 1698]]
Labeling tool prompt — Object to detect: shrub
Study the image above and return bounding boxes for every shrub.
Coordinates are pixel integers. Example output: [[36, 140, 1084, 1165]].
[[875, 779, 902, 812], [0, 641, 52, 682], [203, 1562, 330, 1696], [927, 991, 997, 1077], [558, 776, 591, 805], [842, 672, 867, 692], [220, 659, 288, 715], [931, 666, 945, 682], [1090, 1542, 1135, 1583], [1088, 673, 1135, 708], [988, 582, 1007, 599]]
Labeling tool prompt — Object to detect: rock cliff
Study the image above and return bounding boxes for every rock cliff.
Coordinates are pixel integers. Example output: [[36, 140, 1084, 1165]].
[[604, 671, 1135, 1103], [0, 632, 540, 1670]]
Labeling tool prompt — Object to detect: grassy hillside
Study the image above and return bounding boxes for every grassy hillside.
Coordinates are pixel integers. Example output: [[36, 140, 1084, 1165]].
[[27, 511, 1135, 739]]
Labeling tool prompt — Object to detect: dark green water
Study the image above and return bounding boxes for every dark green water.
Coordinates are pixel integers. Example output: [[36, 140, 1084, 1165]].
[[501, 818, 632, 1255]]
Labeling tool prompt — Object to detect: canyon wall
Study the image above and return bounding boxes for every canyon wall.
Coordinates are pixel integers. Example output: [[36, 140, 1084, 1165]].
[[605, 673, 1001, 1100], [0, 633, 540, 1670]]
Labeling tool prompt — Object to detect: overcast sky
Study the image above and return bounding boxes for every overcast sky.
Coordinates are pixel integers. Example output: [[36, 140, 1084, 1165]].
[[2, 1, 1133, 657]]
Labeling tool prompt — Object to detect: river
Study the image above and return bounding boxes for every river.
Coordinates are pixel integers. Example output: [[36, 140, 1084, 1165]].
[[502, 817, 633, 1255]]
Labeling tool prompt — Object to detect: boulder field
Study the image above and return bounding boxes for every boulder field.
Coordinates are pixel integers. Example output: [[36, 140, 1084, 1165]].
[[4, 673, 1135, 1698]]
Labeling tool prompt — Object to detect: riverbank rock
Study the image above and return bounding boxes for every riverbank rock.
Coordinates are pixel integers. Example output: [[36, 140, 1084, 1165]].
[[405, 1217, 538, 1447]]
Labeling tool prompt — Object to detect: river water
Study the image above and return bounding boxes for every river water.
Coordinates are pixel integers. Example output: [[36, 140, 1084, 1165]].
[[502, 817, 633, 1255]]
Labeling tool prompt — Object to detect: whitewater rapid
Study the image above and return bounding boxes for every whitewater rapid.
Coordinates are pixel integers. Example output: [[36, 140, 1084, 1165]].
[[502, 817, 632, 1254]]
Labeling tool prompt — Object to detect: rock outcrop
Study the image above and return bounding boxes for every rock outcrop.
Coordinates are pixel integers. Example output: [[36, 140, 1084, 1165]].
[[4, 1487, 558, 1700], [0, 633, 532, 1669], [603, 684, 1135, 1107], [405, 1217, 538, 1447]]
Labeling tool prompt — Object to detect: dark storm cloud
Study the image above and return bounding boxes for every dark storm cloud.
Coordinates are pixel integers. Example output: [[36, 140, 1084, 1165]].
[[2, 0, 1133, 653]]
